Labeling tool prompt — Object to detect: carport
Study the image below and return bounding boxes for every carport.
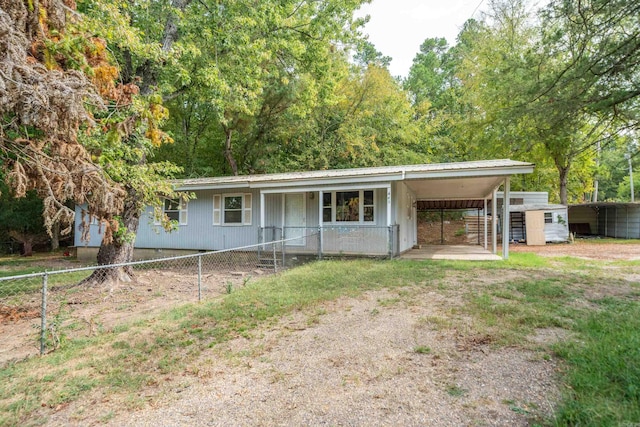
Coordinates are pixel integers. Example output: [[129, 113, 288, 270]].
[[399, 160, 534, 259]]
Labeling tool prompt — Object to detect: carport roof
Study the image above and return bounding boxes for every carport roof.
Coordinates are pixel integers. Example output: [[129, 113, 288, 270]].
[[416, 200, 486, 210], [177, 159, 534, 201]]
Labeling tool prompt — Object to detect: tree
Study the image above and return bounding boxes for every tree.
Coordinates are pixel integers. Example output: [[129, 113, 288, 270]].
[[6, 0, 183, 283], [532, 0, 640, 202], [74, 0, 374, 282], [148, 0, 372, 176], [0, 177, 47, 256], [0, 0, 127, 245]]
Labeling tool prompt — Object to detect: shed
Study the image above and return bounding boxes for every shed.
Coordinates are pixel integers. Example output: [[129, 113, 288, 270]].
[[508, 204, 569, 244], [568, 203, 640, 239]]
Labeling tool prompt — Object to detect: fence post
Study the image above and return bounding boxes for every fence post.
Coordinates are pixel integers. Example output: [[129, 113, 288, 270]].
[[40, 273, 48, 355], [272, 242, 278, 273], [281, 235, 286, 268], [388, 226, 393, 259], [257, 227, 262, 261], [318, 227, 322, 260], [197, 255, 202, 302]]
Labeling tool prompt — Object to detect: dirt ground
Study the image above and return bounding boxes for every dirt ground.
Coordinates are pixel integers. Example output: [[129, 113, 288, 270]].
[[95, 286, 561, 427], [508, 239, 640, 260], [418, 219, 471, 245], [3, 241, 640, 425], [0, 267, 264, 366], [419, 219, 640, 261]]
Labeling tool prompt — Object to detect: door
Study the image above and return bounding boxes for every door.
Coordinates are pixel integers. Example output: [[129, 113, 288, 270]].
[[525, 210, 546, 246], [284, 193, 306, 246]]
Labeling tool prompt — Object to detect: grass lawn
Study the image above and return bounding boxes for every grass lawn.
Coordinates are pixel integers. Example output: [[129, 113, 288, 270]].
[[0, 253, 639, 425]]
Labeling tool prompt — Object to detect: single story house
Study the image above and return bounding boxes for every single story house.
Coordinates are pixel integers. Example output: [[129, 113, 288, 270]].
[[75, 159, 534, 260], [569, 202, 640, 238]]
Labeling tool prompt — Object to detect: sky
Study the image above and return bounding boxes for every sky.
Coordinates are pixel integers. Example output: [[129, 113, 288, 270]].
[[355, 0, 489, 78]]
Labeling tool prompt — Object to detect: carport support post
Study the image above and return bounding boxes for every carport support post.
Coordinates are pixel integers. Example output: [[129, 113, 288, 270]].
[[260, 192, 265, 230], [318, 191, 324, 259], [440, 208, 444, 245], [502, 177, 510, 260], [483, 198, 488, 250], [477, 208, 480, 245], [492, 190, 497, 254]]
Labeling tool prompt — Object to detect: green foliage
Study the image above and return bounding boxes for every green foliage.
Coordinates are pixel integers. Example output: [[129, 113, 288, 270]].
[[553, 299, 640, 425], [404, 0, 639, 203], [0, 187, 45, 238]]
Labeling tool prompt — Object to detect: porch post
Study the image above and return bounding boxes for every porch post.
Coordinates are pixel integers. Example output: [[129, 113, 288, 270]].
[[386, 186, 392, 226], [483, 198, 488, 250], [492, 189, 497, 254], [260, 192, 265, 235], [318, 190, 324, 257], [387, 186, 393, 256], [502, 177, 511, 260]]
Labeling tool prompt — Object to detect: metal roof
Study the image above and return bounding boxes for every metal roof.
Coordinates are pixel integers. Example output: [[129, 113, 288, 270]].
[[569, 202, 640, 208], [176, 159, 534, 190], [509, 204, 567, 212]]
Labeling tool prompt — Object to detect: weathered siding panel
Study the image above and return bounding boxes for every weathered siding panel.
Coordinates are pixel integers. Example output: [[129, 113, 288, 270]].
[[544, 209, 569, 242], [393, 182, 416, 253], [496, 191, 548, 205], [373, 188, 387, 227], [264, 193, 282, 228], [597, 205, 640, 238], [306, 192, 319, 226], [134, 189, 260, 250], [76, 189, 262, 251]]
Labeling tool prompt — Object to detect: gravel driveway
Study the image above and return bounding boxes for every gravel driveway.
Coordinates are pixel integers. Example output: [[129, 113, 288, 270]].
[[92, 287, 559, 426]]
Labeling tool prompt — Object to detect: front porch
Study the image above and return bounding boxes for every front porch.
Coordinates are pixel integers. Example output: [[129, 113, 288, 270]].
[[259, 225, 400, 258]]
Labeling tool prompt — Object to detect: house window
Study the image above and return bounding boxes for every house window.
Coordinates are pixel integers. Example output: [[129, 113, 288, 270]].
[[322, 190, 375, 223], [213, 193, 252, 225], [156, 198, 188, 225], [336, 191, 360, 221], [224, 195, 243, 223], [544, 212, 553, 224], [364, 190, 374, 222], [323, 192, 332, 222]]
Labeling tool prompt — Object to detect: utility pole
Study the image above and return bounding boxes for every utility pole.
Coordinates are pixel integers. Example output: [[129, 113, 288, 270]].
[[593, 140, 600, 202], [628, 138, 638, 203], [629, 154, 635, 202]]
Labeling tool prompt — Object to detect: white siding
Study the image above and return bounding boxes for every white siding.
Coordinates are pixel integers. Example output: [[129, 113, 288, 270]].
[[496, 191, 548, 205], [544, 208, 569, 243], [393, 182, 417, 253]]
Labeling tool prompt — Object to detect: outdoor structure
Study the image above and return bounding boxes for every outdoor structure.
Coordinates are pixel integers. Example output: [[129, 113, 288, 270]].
[[458, 192, 568, 245], [507, 204, 569, 244], [569, 202, 640, 239], [495, 191, 549, 208], [75, 159, 534, 260]]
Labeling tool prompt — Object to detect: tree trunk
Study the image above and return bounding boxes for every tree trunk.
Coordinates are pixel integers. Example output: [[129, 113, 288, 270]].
[[22, 240, 33, 257], [558, 164, 570, 205], [82, 197, 141, 286], [50, 221, 60, 251], [224, 128, 239, 176]]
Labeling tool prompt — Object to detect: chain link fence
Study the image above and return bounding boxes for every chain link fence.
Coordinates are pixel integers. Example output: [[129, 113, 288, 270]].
[[0, 232, 319, 363]]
